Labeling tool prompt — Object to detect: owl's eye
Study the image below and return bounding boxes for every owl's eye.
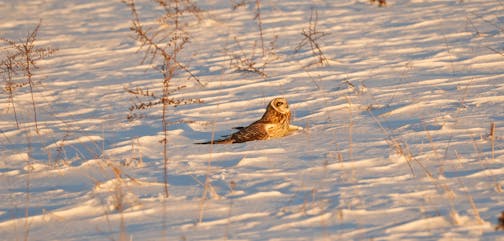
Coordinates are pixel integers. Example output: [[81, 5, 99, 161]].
[[276, 102, 283, 107]]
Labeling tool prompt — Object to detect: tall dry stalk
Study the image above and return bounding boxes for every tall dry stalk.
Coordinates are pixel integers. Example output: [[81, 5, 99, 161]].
[[123, 0, 203, 197], [0, 20, 57, 133], [490, 122, 495, 161], [295, 8, 330, 66], [1, 21, 56, 241], [254, 0, 265, 57], [345, 96, 353, 162], [227, 36, 278, 77], [1, 55, 20, 128], [228, 0, 278, 77], [19, 131, 35, 241]]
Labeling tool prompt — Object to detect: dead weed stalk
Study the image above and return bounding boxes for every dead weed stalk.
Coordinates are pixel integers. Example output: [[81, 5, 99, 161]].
[[123, 0, 203, 198], [227, 36, 277, 78], [295, 8, 330, 67], [0, 20, 57, 133], [228, 0, 278, 77]]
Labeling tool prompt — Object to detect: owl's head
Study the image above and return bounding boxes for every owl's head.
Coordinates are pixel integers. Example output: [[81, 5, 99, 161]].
[[269, 97, 290, 114]]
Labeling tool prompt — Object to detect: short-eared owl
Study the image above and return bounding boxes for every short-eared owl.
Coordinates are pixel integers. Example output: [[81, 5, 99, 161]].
[[198, 98, 302, 144]]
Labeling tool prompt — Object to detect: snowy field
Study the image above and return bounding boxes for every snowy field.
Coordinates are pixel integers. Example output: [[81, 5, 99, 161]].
[[1, 0, 503, 240]]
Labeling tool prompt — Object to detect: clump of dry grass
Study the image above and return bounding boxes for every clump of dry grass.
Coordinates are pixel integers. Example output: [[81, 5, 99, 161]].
[[93, 165, 140, 241]]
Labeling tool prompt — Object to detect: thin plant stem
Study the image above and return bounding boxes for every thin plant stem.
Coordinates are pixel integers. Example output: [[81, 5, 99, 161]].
[[255, 0, 265, 57]]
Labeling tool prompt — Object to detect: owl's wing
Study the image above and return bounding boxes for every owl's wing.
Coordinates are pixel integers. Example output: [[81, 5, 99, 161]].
[[230, 122, 270, 143]]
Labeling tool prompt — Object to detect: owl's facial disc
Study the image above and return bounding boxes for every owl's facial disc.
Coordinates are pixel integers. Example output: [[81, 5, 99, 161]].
[[271, 98, 289, 114]]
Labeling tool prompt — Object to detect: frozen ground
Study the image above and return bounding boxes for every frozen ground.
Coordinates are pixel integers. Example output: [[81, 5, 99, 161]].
[[1, 0, 503, 240]]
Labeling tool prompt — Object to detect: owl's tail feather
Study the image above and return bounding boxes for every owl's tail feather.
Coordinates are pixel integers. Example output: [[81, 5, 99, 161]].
[[195, 138, 234, 144]]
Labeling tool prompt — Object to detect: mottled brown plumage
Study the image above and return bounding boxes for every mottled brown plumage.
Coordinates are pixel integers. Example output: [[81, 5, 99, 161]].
[[197, 98, 302, 144], [497, 211, 504, 231]]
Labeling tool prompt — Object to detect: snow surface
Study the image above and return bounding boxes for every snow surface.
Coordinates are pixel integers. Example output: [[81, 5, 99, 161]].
[[1, 0, 503, 240]]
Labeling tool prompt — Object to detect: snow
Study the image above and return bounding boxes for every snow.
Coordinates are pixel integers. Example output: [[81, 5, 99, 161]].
[[1, 0, 503, 240]]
